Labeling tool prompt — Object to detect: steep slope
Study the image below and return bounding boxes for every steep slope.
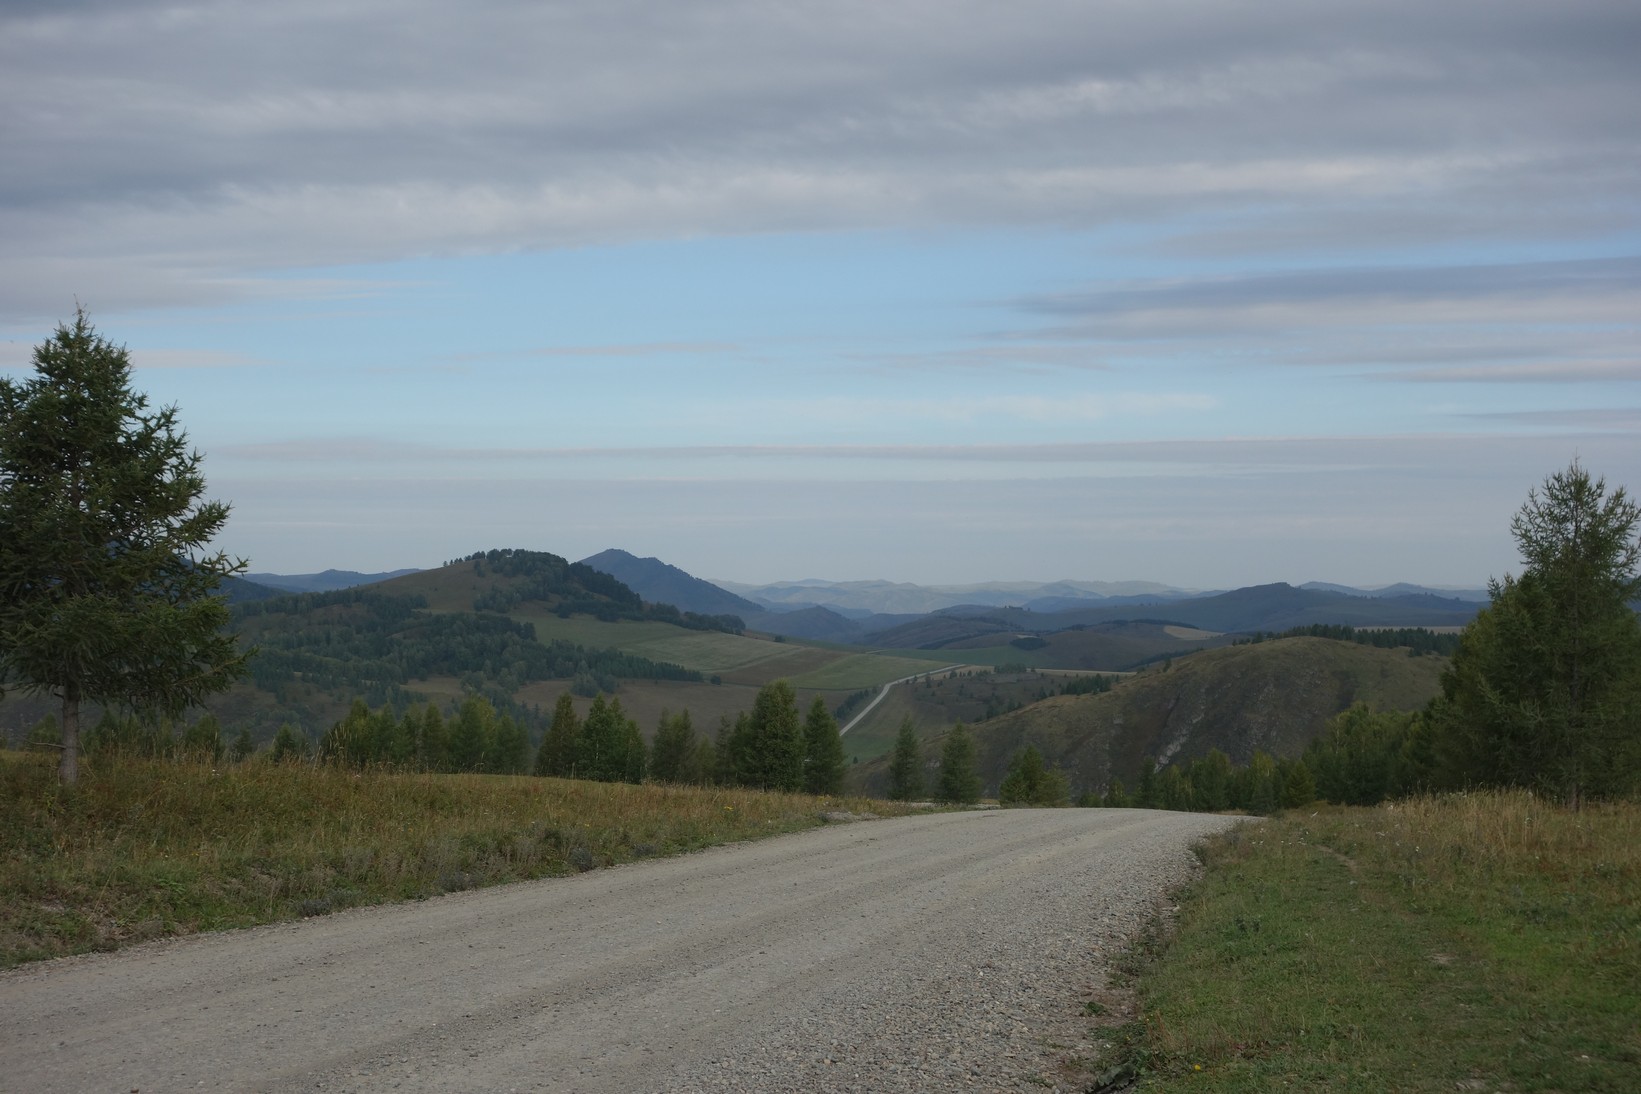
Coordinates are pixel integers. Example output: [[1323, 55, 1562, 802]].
[[848, 636, 1446, 799], [577, 549, 761, 618]]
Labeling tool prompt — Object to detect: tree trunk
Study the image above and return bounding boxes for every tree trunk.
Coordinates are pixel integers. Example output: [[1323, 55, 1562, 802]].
[[59, 686, 80, 786]]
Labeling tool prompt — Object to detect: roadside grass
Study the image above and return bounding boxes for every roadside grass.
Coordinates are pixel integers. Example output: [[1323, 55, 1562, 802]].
[[1111, 791, 1639, 1092], [0, 751, 907, 969]]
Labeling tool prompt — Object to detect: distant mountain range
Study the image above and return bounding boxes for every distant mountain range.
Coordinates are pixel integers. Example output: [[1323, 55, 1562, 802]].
[[238, 553, 1488, 641], [711, 577, 1199, 615], [566, 554, 1486, 642]]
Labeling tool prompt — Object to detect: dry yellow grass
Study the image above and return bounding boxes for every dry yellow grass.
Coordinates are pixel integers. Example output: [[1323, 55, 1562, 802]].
[[0, 751, 909, 967]]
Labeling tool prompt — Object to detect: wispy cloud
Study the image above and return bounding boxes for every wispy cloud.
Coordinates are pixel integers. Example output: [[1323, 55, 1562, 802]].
[[1386, 360, 1641, 383]]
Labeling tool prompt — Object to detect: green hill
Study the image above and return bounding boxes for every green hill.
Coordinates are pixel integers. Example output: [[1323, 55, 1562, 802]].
[[0, 549, 947, 754], [848, 637, 1446, 799]]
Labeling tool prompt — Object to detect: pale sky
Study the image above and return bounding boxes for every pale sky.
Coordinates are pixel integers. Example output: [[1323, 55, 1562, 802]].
[[3, 0, 1637, 588]]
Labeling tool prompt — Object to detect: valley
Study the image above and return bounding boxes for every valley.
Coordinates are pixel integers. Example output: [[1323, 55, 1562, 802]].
[[1, 545, 1473, 796]]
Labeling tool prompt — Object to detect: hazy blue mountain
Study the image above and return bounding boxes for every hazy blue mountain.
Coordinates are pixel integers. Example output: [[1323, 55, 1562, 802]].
[[715, 577, 1198, 615], [1300, 580, 1489, 602], [578, 549, 762, 618]]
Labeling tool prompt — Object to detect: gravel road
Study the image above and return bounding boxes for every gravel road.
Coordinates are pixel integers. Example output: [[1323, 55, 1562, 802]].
[[1, 808, 1241, 1093]]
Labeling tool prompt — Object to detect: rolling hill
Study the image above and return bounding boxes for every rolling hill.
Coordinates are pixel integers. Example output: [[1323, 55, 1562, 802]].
[[0, 548, 952, 753], [242, 568, 422, 593], [847, 636, 1447, 799]]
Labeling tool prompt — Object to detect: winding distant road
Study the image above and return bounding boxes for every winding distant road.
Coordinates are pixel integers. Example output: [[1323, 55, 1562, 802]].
[[839, 667, 962, 735], [1, 809, 1239, 1092]]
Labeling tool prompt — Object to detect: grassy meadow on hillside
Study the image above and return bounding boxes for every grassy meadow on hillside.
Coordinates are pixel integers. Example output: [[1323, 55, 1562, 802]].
[[1110, 792, 1639, 1092], [0, 751, 909, 968], [850, 637, 1446, 799], [870, 619, 1234, 671]]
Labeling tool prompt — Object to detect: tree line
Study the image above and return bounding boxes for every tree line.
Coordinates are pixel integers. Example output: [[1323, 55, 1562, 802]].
[[236, 589, 702, 697], [1236, 623, 1460, 657], [13, 677, 854, 798]]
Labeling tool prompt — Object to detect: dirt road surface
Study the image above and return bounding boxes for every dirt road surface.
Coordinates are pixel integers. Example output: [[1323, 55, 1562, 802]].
[[1, 808, 1240, 1092]]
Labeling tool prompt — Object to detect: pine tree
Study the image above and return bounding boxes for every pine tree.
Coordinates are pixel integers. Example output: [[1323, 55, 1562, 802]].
[[999, 745, 1047, 806], [321, 699, 373, 767], [802, 697, 845, 795], [1279, 758, 1316, 809], [576, 695, 622, 781], [617, 703, 647, 784], [535, 692, 581, 777], [269, 722, 309, 763], [887, 717, 923, 801], [180, 713, 224, 763], [935, 722, 981, 804], [0, 310, 248, 784], [1435, 462, 1641, 805], [420, 704, 450, 771], [450, 696, 496, 772], [1134, 760, 1161, 809], [1190, 748, 1234, 811], [650, 709, 696, 783], [489, 712, 530, 774], [733, 680, 804, 791]]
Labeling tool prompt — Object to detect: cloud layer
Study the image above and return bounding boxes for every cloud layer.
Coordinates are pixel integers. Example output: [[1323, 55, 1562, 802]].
[[5, 0, 1638, 317]]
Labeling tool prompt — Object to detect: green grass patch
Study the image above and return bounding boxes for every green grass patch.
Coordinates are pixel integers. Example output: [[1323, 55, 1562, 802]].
[[506, 608, 829, 678], [1117, 792, 1639, 1092], [0, 751, 909, 968], [787, 653, 949, 690]]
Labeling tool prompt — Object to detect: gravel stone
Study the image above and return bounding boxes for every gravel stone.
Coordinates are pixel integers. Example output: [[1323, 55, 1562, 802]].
[[0, 808, 1242, 1093]]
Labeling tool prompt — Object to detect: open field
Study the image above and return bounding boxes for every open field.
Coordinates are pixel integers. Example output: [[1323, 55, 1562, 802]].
[[872, 619, 1231, 671], [785, 652, 949, 690], [0, 752, 908, 968], [1117, 792, 1640, 1091], [506, 608, 823, 678]]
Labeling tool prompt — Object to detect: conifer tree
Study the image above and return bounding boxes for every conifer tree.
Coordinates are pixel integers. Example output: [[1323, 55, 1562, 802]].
[[935, 722, 981, 804], [1102, 778, 1131, 808], [617, 703, 647, 784], [650, 709, 696, 783], [733, 680, 804, 791], [535, 692, 581, 777], [269, 722, 308, 763], [180, 713, 224, 763], [1279, 758, 1316, 808], [997, 749, 1040, 805], [450, 696, 496, 772], [420, 704, 450, 771], [0, 310, 248, 784], [576, 695, 621, 781], [321, 699, 373, 766], [887, 717, 923, 801], [489, 711, 530, 774], [1435, 462, 1641, 805], [802, 697, 846, 795]]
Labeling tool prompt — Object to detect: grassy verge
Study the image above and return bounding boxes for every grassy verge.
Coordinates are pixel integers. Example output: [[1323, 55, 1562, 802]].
[[0, 751, 907, 968], [1107, 792, 1639, 1092]]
